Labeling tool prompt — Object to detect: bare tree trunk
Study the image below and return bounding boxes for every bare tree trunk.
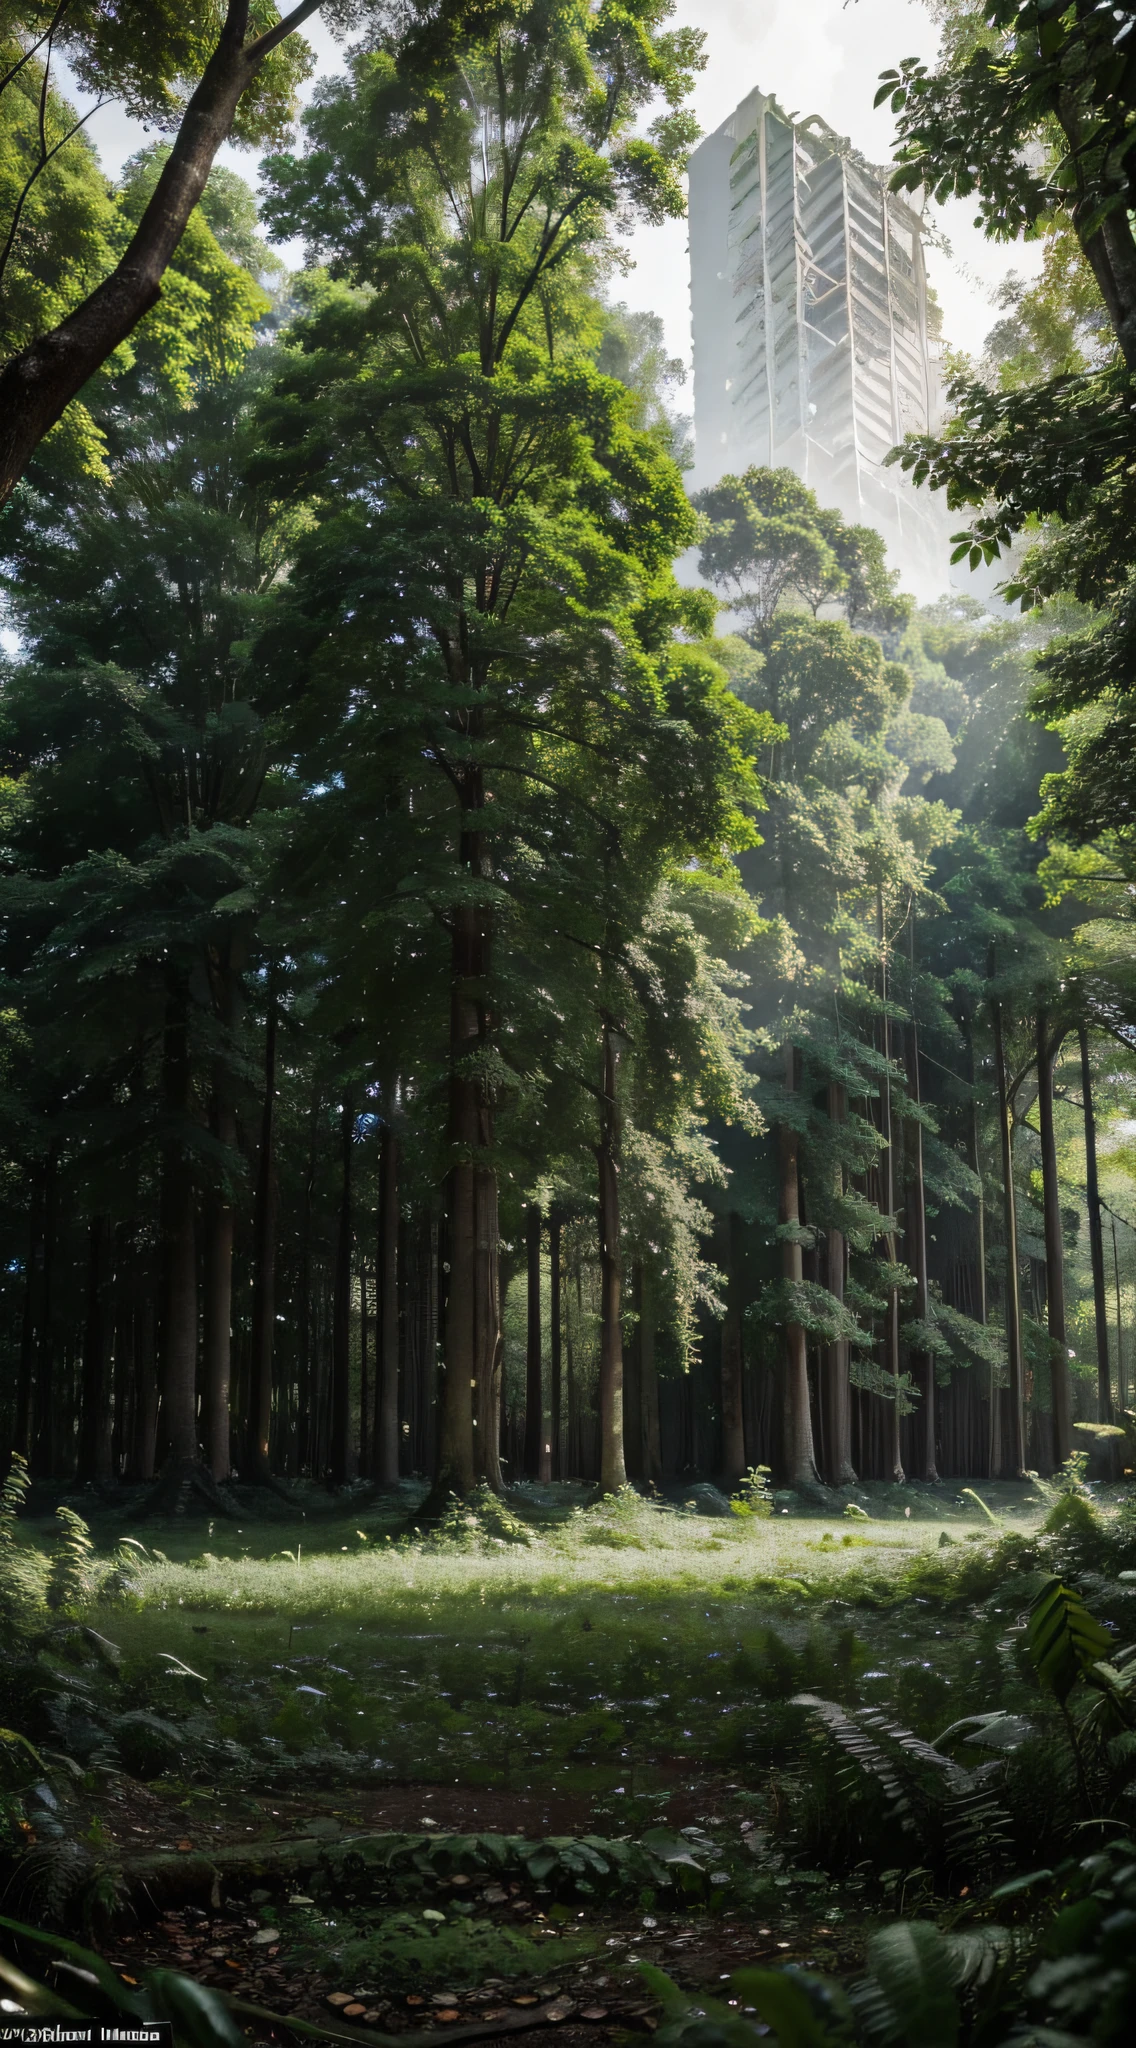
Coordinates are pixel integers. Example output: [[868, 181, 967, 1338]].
[[201, 1071, 236, 1482], [245, 1000, 277, 1479], [596, 1019, 627, 1494], [159, 992, 199, 1474], [905, 1002, 937, 1481], [0, 0, 326, 507], [636, 1262, 664, 1485], [878, 894, 905, 1483], [524, 1205, 545, 1479], [779, 1044, 821, 1489], [132, 1260, 159, 1483], [14, 1163, 45, 1460], [1113, 1216, 1127, 1416], [1079, 1024, 1112, 1425], [77, 1217, 115, 1485], [550, 1209, 563, 1478], [991, 970, 1026, 1475], [30, 1146, 57, 1479], [436, 797, 493, 1504], [330, 1095, 356, 1485], [1038, 1013, 1072, 1466], [475, 1164, 503, 1491], [822, 1081, 856, 1484], [720, 1212, 747, 1487], [374, 1120, 401, 1483]]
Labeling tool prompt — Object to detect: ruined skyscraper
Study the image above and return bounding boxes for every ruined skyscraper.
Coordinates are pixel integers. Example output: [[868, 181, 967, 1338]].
[[688, 86, 946, 591]]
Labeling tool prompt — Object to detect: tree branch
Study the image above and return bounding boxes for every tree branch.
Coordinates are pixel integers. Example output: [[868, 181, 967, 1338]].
[[0, 0, 326, 508]]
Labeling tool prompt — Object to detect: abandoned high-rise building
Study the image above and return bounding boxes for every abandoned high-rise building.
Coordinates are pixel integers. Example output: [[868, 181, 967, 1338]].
[[688, 86, 947, 592]]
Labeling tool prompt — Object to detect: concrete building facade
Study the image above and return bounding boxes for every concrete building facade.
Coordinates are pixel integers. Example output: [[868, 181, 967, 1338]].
[[688, 86, 948, 593]]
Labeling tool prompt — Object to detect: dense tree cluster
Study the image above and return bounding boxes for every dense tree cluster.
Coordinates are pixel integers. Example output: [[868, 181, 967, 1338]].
[[0, 0, 1134, 1508]]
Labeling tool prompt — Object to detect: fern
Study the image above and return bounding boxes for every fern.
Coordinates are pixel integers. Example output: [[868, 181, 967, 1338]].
[[0, 1453, 29, 1540], [47, 1507, 96, 1615], [0, 1453, 43, 1632], [1027, 1577, 1112, 1705]]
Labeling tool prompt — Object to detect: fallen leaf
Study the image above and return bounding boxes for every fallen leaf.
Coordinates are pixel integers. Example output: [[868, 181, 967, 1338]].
[[343, 2005, 366, 2019]]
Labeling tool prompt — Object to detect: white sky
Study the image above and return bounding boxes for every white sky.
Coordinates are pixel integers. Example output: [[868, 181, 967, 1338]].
[[70, 0, 1041, 370]]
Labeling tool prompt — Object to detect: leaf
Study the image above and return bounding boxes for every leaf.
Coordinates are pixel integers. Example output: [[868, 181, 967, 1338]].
[[729, 1968, 834, 2048], [1027, 1578, 1113, 1705], [146, 1971, 245, 2048], [861, 1922, 960, 2048]]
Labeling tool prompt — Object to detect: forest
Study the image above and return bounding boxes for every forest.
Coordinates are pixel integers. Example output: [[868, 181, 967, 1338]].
[[2, 2, 1136, 2046]]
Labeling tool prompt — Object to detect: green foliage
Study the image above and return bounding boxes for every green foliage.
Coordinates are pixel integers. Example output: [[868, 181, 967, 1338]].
[[46, 1507, 95, 1615], [1026, 1576, 1114, 1707]]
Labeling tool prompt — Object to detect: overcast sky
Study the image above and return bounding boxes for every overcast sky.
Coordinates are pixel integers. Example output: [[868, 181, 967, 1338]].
[[72, 0, 1041, 368]]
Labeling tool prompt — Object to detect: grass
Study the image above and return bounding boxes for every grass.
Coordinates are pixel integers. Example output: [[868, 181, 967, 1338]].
[[4, 1478, 1070, 1821]]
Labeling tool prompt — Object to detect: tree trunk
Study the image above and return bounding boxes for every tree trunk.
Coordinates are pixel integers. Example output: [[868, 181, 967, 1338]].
[[720, 1212, 747, 1487], [1113, 1216, 1127, 1416], [330, 1095, 356, 1485], [77, 1217, 115, 1486], [636, 1262, 664, 1486], [474, 1163, 503, 1491], [524, 1204, 545, 1479], [1079, 1024, 1112, 1424], [436, 786, 494, 1505], [0, 0, 325, 508], [30, 1145, 58, 1479], [779, 1043, 821, 1489], [159, 994, 199, 1473], [596, 1019, 627, 1494], [990, 973, 1026, 1475], [822, 1081, 856, 1485], [132, 1260, 159, 1484], [877, 895, 905, 1483], [358, 1258, 370, 1481], [245, 1000, 278, 1478], [373, 1120, 401, 1482], [14, 1163, 45, 1460], [201, 1075, 236, 1482], [549, 1209, 563, 1478], [1038, 1013, 1072, 1466], [905, 1005, 937, 1480]]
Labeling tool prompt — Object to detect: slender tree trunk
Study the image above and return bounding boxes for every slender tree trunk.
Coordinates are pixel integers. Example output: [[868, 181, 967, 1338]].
[[30, 1146, 57, 1479], [475, 1164, 503, 1491], [550, 1209, 563, 1478], [779, 1044, 821, 1489], [245, 1000, 277, 1478], [1038, 1013, 1072, 1466], [297, 1089, 318, 1474], [14, 1164, 45, 1460], [720, 1212, 747, 1487], [77, 1217, 115, 1485], [436, 779, 494, 1504], [991, 972, 1026, 1475], [877, 895, 905, 1483], [374, 1120, 401, 1482], [359, 1260, 369, 1481], [159, 992, 199, 1472], [132, 1263, 159, 1483], [636, 1262, 664, 1485], [822, 1081, 856, 1485], [596, 1019, 627, 1494], [1079, 1024, 1112, 1424], [1113, 1216, 1126, 1416], [905, 1002, 937, 1481], [524, 1205, 544, 1479], [330, 1095, 356, 1484], [201, 1073, 236, 1481]]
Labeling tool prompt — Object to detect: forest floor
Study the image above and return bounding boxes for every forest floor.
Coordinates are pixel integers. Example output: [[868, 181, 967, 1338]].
[[8, 1475, 1112, 2045]]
